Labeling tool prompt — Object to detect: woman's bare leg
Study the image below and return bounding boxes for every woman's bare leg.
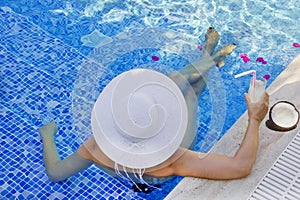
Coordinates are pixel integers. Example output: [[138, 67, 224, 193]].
[[39, 122, 93, 182], [169, 27, 236, 97], [177, 27, 220, 77], [203, 27, 220, 58], [168, 27, 220, 95], [189, 44, 236, 96]]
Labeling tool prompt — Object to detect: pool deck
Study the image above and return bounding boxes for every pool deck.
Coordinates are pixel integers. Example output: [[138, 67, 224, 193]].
[[165, 54, 300, 200]]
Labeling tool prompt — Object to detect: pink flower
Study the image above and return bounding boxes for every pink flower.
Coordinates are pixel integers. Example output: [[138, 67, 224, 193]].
[[293, 43, 300, 48], [198, 45, 203, 50], [152, 56, 159, 61], [256, 57, 267, 65], [240, 53, 248, 58], [256, 57, 264, 62], [240, 53, 250, 63], [263, 74, 271, 81], [242, 57, 250, 63]]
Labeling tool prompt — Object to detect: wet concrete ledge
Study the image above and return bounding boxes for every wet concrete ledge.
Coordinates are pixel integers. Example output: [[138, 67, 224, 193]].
[[165, 54, 300, 200]]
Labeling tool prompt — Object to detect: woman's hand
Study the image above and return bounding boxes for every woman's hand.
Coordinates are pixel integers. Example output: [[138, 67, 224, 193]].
[[245, 92, 269, 123]]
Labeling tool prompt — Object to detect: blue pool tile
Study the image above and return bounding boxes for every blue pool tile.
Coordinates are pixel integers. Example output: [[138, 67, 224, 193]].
[[0, 46, 74, 130], [0, 6, 85, 90], [0, 93, 143, 199]]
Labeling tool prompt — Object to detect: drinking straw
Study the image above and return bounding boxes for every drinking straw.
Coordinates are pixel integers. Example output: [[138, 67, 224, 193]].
[[234, 70, 256, 98]]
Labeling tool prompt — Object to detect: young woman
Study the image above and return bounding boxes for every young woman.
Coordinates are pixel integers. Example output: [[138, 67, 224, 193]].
[[39, 27, 269, 184]]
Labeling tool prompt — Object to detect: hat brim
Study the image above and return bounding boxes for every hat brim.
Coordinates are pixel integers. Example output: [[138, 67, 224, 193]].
[[91, 69, 188, 169]]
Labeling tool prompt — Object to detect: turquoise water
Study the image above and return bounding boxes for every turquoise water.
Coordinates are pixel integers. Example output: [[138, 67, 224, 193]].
[[0, 0, 299, 199]]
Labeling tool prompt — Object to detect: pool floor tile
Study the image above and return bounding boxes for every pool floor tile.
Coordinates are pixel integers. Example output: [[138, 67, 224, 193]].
[[0, 7, 144, 200]]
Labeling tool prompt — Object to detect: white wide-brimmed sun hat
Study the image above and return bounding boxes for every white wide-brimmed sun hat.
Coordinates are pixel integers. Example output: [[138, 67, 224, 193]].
[[91, 68, 189, 169]]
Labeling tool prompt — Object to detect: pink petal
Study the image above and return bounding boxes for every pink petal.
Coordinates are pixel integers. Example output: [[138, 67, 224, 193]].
[[152, 56, 159, 61], [262, 60, 267, 64], [263, 74, 270, 80], [293, 43, 300, 48], [198, 45, 203, 50], [256, 57, 264, 62], [243, 57, 250, 63], [240, 53, 248, 58]]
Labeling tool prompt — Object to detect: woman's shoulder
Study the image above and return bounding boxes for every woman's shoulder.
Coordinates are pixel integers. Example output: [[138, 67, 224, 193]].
[[77, 137, 97, 160], [77, 137, 115, 167]]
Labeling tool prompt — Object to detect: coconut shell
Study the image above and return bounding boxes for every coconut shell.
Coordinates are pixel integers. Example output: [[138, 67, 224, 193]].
[[266, 101, 300, 132]]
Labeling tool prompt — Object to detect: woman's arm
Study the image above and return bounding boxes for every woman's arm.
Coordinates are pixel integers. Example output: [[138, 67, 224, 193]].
[[169, 92, 269, 180]]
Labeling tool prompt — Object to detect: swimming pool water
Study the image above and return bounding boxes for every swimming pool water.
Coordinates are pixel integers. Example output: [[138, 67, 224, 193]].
[[1, 0, 299, 199]]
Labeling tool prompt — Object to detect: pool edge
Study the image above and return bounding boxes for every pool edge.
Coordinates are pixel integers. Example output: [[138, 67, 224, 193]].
[[165, 53, 300, 200]]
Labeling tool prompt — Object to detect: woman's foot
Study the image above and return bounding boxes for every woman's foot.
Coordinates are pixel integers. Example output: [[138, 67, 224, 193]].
[[39, 121, 58, 139], [203, 27, 220, 56], [212, 44, 237, 67]]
